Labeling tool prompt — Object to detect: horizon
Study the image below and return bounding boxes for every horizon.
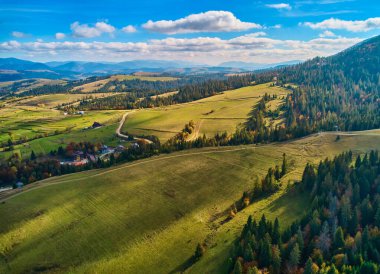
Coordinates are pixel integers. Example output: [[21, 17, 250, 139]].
[[1, 0, 379, 65]]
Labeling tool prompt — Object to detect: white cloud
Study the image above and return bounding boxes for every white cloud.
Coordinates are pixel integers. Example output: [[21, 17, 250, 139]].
[[302, 17, 380, 32], [12, 31, 26, 38], [70, 21, 116, 38], [55, 33, 66, 39], [0, 35, 362, 64], [266, 3, 292, 10], [122, 25, 137, 33], [319, 30, 336, 37], [142, 11, 261, 34]]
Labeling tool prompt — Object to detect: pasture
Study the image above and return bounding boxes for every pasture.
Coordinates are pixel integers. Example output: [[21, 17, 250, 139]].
[[122, 83, 288, 142], [71, 74, 178, 93], [0, 106, 124, 159], [1, 131, 379, 273]]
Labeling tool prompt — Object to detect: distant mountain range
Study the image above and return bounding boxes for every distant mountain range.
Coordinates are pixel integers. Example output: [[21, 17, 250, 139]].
[[0, 58, 302, 82]]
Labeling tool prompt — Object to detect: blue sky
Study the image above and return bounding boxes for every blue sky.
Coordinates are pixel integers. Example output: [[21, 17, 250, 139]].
[[0, 0, 379, 64]]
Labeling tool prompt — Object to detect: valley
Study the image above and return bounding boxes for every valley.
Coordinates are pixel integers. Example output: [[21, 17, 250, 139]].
[[0, 19, 379, 274]]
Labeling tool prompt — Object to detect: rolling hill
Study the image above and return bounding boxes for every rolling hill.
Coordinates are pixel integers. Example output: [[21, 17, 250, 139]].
[[1, 131, 380, 273]]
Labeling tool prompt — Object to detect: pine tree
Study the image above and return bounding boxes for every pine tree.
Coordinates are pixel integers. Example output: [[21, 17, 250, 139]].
[[233, 260, 243, 274], [281, 153, 288, 176], [194, 243, 205, 260], [289, 243, 300, 269], [271, 245, 281, 274], [304, 258, 314, 274], [272, 217, 281, 245], [334, 227, 345, 250], [30, 150, 36, 161]]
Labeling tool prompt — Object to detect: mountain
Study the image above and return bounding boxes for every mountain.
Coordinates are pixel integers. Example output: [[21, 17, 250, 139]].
[[0, 58, 50, 71], [275, 34, 380, 133], [219, 60, 302, 70]]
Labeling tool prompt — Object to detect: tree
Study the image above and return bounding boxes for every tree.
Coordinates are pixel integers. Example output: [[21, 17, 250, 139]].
[[304, 258, 314, 274], [281, 153, 288, 176], [30, 150, 37, 161], [272, 218, 281, 245], [289, 243, 300, 269], [271, 245, 281, 274], [194, 243, 205, 260], [247, 266, 259, 274], [334, 227, 345, 250], [233, 260, 243, 274]]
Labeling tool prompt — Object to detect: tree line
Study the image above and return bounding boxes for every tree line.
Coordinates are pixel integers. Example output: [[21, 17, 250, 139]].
[[229, 150, 380, 273]]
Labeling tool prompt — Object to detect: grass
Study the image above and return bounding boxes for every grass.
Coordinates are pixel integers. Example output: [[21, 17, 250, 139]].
[[1, 131, 379, 273], [0, 107, 124, 159], [9, 93, 119, 108], [123, 83, 288, 141], [72, 74, 178, 93]]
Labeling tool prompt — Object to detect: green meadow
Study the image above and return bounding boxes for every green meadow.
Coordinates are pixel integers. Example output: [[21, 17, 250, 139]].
[[1, 131, 379, 273], [122, 83, 288, 141]]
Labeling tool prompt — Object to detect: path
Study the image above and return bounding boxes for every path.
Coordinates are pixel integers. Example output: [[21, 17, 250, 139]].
[[116, 111, 153, 144]]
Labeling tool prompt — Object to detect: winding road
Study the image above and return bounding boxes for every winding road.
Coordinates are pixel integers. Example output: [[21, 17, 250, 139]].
[[116, 111, 153, 144]]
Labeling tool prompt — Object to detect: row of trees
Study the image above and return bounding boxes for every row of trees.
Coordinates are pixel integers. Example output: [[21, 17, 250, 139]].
[[0, 140, 160, 187], [229, 151, 380, 273]]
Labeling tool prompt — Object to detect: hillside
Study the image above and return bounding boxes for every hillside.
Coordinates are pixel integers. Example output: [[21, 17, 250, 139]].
[[1, 131, 380, 273], [122, 83, 287, 142], [275, 34, 380, 133]]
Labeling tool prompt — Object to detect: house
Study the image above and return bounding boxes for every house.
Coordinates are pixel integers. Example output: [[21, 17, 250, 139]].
[[115, 145, 126, 152], [72, 151, 84, 161], [100, 145, 114, 154], [87, 154, 97, 162], [92, 121, 102, 128], [131, 142, 140, 149]]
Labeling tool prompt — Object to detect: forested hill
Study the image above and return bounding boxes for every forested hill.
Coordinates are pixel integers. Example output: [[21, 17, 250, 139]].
[[275, 35, 380, 133], [279, 35, 380, 93]]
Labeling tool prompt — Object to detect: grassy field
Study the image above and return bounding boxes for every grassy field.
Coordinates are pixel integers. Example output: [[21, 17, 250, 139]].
[[1, 131, 379, 274], [0, 79, 67, 95], [123, 83, 288, 142], [8, 93, 119, 108], [72, 74, 178, 93], [0, 106, 124, 159], [0, 106, 123, 143]]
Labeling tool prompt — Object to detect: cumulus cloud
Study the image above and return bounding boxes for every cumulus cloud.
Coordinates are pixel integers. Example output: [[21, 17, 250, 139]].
[[302, 17, 380, 32], [122, 25, 137, 33], [12, 31, 26, 38], [70, 21, 116, 38], [142, 11, 261, 34], [55, 33, 66, 39], [266, 3, 292, 10], [0, 35, 362, 64], [319, 30, 336, 37]]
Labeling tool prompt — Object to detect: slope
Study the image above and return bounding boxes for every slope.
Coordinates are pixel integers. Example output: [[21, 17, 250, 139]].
[[1, 130, 380, 273]]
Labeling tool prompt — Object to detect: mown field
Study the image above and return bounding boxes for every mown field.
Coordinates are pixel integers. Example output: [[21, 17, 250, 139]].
[[1, 131, 379, 274], [72, 74, 178, 93], [122, 83, 288, 142], [9, 93, 118, 108], [0, 105, 124, 159]]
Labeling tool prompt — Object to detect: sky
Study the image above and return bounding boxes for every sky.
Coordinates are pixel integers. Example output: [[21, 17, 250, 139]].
[[0, 0, 379, 65]]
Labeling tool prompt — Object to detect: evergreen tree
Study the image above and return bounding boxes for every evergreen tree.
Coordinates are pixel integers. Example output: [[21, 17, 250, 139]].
[[233, 260, 243, 274], [30, 150, 36, 161], [194, 243, 205, 260], [289, 243, 300, 269], [304, 258, 314, 274], [281, 153, 288, 176], [334, 227, 345, 250]]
